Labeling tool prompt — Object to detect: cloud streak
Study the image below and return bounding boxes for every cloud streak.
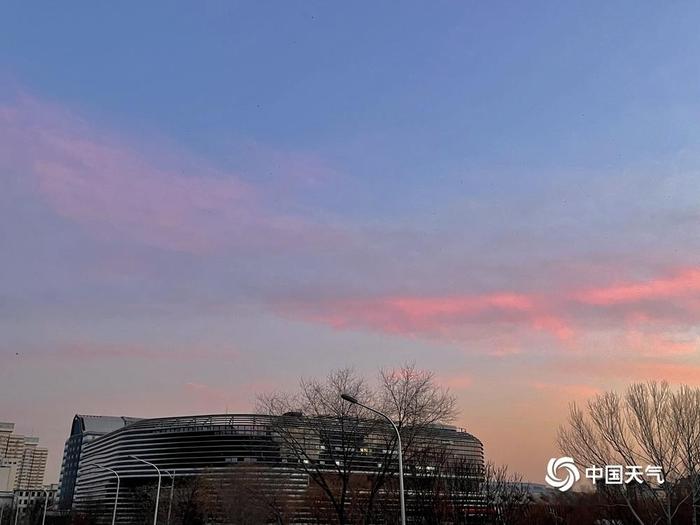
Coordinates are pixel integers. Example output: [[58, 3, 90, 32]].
[[277, 266, 700, 359], [278, 292, 575, 343], [0, 94, 338, 255], [576, 268, 700, 305]]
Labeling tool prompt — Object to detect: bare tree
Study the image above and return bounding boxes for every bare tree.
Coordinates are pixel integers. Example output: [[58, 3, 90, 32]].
[[670, 385, 700, 525], [370, 364, 459, 522], [218, 463, 295, 525], [558, 381, 700, 525], [478, 462, 531, 525], [169, 475, 209, 525], [376, 365, 458, 463], [421, 455, 483, 525], [256, 364, 458, 525], [257, 367, 375, 524], [400, 442, 473, 524], [420, 459, 532, 525]]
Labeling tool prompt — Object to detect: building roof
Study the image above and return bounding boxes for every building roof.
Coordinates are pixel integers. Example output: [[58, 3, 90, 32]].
[[70, 415, 141, 437]]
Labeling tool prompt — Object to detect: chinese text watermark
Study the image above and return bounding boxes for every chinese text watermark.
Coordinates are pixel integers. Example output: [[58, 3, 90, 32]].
[[546, 457, 665, 492]]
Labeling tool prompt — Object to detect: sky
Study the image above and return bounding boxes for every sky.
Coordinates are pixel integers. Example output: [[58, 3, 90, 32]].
[[2, 1, 700, 483]]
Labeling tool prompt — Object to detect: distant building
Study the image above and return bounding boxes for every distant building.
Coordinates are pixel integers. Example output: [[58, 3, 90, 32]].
[[13, 483, 58, 513], [0, 422, 48, 491], [57, 415, 140, 510], [0, 462, 18, 492], [0, 483, 59, 524], [0, 491, 13, 520]]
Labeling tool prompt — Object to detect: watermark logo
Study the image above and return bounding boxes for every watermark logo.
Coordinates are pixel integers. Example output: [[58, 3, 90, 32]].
[[545, 457, 580, 492], [584, 465, 665, 486], [545, 458, 665, 492]]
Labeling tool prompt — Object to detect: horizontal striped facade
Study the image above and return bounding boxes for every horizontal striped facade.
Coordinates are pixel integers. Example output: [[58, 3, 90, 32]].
[[73, 414, 483, 523]]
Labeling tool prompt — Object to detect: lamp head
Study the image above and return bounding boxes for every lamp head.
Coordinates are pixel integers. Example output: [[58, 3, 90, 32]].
[[341, 393, 358, 404]]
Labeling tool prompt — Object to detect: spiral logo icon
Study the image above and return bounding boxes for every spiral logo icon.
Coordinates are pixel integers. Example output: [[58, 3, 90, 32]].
[[545, 457, 580, 492]]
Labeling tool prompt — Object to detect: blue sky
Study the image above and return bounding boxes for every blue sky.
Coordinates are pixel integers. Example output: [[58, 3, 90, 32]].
[[2, 1, 700, 482]]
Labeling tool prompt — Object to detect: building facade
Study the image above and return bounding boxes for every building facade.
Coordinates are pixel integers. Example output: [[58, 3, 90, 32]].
[[57, 415, 140, 511], [0, 422, 48, 491], [13, 483, 58, 514], [0, 483, 59, 525], [70, 413, 484, 524]]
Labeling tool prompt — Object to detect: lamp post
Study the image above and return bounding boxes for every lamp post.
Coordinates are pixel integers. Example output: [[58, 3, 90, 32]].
[[341, 393, 406, 525], [86, 464, 120, 525], [131, 456, 161, 525], [163, 469, 176, 525], [41, 490, 48, 525]]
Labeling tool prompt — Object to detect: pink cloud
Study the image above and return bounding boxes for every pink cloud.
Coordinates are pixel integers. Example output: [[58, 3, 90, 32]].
[[575, 268, 700, 305], [278, 292, 575, 343], [531, 315, 575, 341], [0, 94, 337, 254], [387, 294, 534, 317], [276, 266, 700, 359]]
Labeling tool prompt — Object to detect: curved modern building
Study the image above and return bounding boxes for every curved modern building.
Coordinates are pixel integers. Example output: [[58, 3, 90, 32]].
[[71, 413, 483, 523]]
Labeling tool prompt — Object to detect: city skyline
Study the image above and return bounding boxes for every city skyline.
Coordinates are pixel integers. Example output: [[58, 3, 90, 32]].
[[3, 1, 700, 485]]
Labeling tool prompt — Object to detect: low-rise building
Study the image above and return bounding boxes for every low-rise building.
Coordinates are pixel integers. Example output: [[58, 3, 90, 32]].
[[13, 483, 58, 513], [0, 483, 58, 524]]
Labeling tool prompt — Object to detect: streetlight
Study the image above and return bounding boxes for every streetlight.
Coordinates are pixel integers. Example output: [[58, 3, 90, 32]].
[[130, 456, 161, 525], [163, 469, 177, 525], [41, 490, 48, 525], [340, 393, 406, 525], [86, 463, 120, 525]]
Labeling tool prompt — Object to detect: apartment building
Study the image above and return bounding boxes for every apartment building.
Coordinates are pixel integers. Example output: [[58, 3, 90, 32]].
[[0, 422, 48, 491]]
